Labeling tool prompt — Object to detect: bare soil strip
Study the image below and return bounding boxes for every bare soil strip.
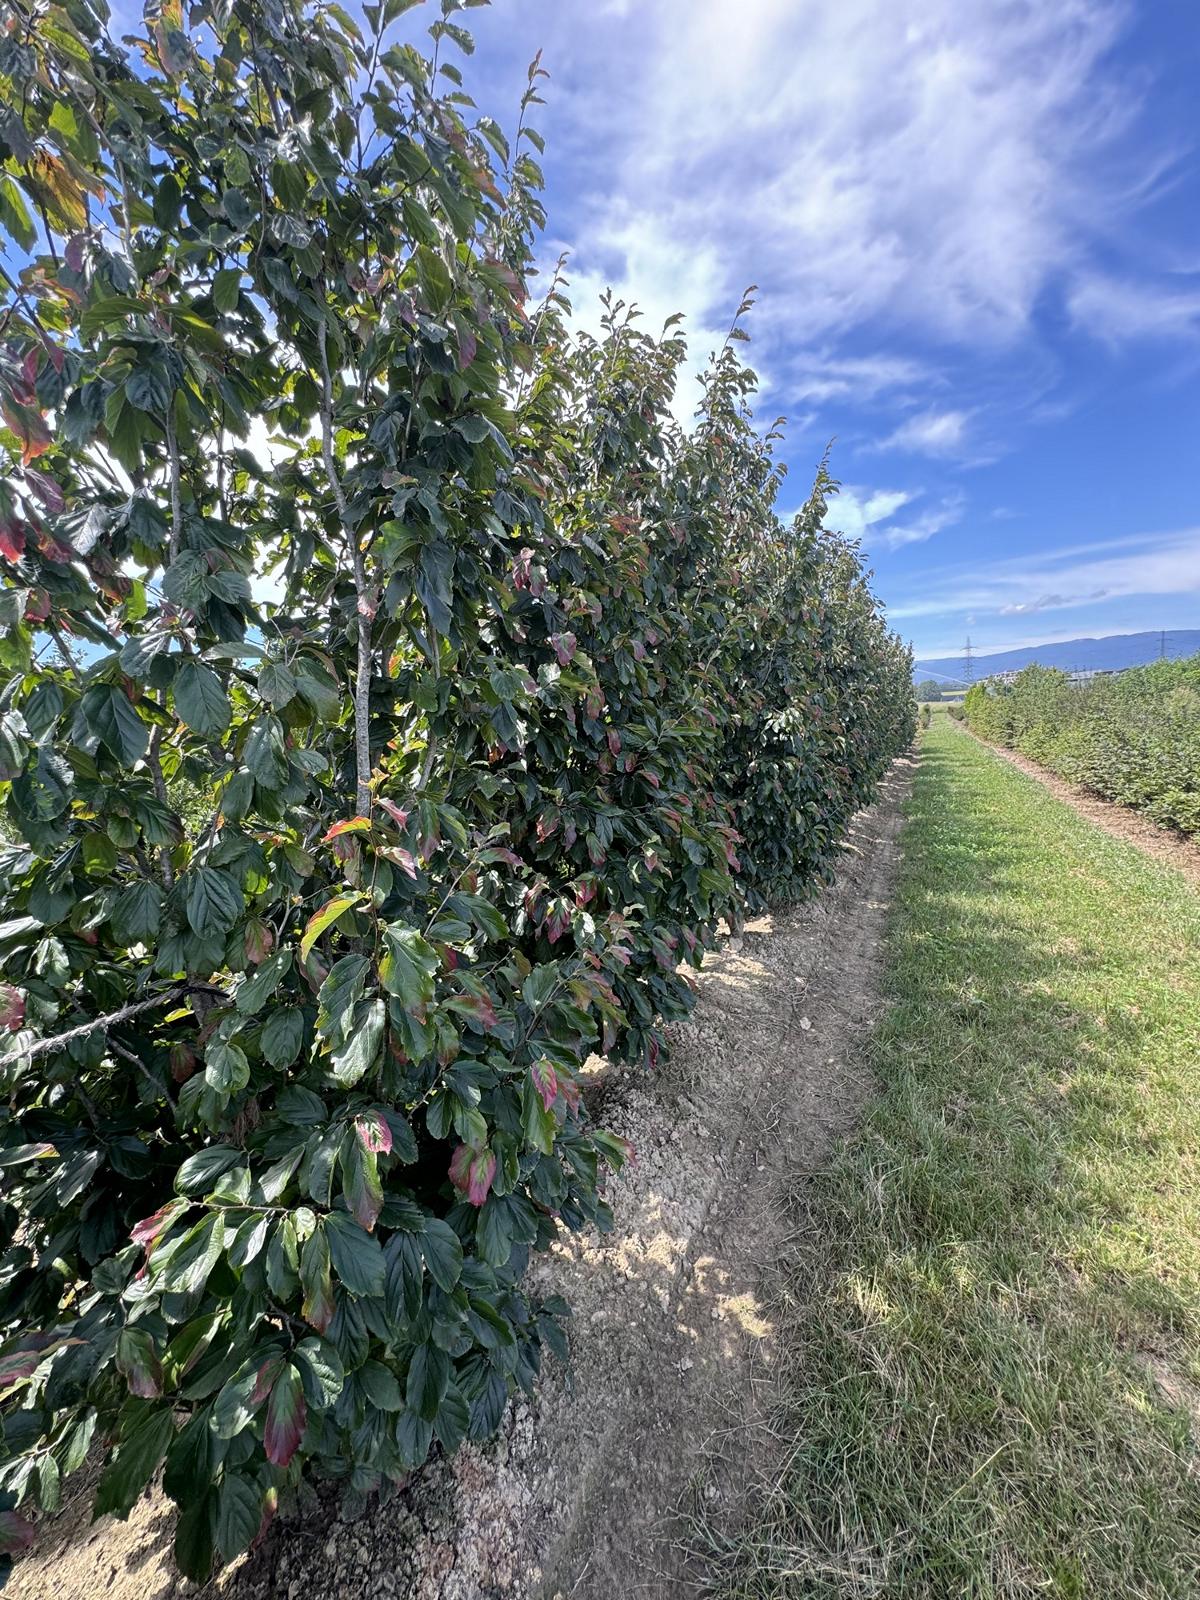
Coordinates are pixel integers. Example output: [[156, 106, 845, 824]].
[[12, 760, 914, 1600], [957, 722, 1200, 888]]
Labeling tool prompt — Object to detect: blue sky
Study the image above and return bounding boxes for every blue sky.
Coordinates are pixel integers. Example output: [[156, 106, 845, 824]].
[[438, 0, 1200, 660]]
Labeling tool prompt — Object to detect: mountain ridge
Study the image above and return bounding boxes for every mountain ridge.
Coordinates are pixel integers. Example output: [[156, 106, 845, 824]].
[[914, 629, 1200, 684]]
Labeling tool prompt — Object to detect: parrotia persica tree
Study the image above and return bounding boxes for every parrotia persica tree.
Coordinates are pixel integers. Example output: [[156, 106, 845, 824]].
[[0, 0, 913, 1583]]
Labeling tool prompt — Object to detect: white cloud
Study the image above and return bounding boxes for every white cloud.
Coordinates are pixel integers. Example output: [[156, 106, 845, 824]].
[[887, 528, 1200, 622], [878, 408, 971, 457], [528, 0, 1139, 367], [824, 484, 963, 550], [1067, 271, 1200, 342]]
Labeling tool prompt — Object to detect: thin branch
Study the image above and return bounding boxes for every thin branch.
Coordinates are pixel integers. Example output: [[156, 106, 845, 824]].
[[108, 1034, 177, 1113], [317, 315, 373, 816], [7, 984, 192, 1065]]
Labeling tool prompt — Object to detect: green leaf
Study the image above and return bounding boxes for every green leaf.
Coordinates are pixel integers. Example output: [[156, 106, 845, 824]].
[[185, 866, 244, 936], [94, 1405, 174, 1519], [111, 880, 164, 944], [433, 1381, 470, 1453], [160, 1213, 224, 1294], [205, 1038, 250, 1094], [258, 661, 298, 705], [244, 716, 289, 789], [175, 658, 231, 738], [81, 683, 148, 766], [235, 948, 293, 1014], [405, 1340, 449, 1422], [420, 1217, 463, 1293], [294, 1337, 344, 1409], [213, 268, 242, 314], [379, 925, 438, 1012], [176, 1145, 241, 1194], [174, 1489, 217, 1583], [324, 1211, 385, 1297], [261, 1006, 305, 1068], [329, 996, 385, 1087], [358, 1359, 402, 1412], [215, 1472, 262, 1563]]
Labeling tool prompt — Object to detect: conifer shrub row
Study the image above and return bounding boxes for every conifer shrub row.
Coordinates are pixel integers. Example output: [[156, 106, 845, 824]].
[[964, 660, 1200, 834], [0, 0, 913, 1580]]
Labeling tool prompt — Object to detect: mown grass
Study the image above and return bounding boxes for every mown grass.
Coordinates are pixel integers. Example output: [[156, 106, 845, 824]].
[[704, 717, 1200, 1598]]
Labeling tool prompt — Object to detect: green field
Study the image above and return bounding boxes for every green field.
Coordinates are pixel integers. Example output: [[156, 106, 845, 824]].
[[707, 717, 1200, 1598]]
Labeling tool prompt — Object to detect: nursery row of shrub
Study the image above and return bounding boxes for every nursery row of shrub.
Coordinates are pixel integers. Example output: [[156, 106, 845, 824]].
[[964, 659, 1200, 834], [0, 0, 912, 1582]]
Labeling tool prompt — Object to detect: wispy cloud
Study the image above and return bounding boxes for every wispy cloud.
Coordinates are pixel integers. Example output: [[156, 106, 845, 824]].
[[826, 484, 963, 551], [888, 528, 1200, 622], [1067, 271, 1200, 342]]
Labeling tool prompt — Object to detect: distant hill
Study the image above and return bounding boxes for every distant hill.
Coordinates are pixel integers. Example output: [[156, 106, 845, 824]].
[[913, 629, 1200, 684]]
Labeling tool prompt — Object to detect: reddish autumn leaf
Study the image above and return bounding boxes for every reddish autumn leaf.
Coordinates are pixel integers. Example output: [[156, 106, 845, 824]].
[[0, 520, 26, 562], [531, 1058, 557, 1113], [0, 983, 25, 1031], [0, 1510, 34, 1557], [263, 1364, 306, 1467], [354, 1110, 392, 1156], [243, 918, 274, 964], [322, 816, 372, 843], [169, 1042, 197, 1082], [448, 1143, 496, 1207], [116, 1327, 163, 1399], [251, 1355, 283, 1406], [550, 631, 577, 666], [130, 1199, 184, 1254]]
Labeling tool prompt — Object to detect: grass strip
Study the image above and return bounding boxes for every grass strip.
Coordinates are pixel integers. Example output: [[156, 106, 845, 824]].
[[707, 717, 1200, 1599]]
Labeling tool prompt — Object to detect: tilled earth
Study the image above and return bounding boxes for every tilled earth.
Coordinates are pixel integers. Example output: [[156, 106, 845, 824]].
[[11, 759, 914, 1600]]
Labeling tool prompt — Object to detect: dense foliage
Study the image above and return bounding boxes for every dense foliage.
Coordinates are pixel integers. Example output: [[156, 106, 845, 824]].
[[965, 659, 1200, 835], [0, 0, 913, 1582]]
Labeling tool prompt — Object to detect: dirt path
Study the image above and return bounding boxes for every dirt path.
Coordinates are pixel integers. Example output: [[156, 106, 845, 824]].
[[11, 759, 915, 1600], [956, 723, 1200, 888]]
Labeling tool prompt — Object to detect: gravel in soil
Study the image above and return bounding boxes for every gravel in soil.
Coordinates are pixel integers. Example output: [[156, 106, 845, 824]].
[[9, 760, 914, 1600]]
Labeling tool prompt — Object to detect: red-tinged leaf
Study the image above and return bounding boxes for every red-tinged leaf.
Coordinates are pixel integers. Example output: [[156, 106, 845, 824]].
[[0, 1510, 34, 1557], [251, 1355, 283, 1406], [535, 812, 559, 844], [24, 588, 49, 622], [322, 816, 372, 843], [377, 797, 409, 829], [116, 1327, 163, 1399], [0, 983, 25, 1031], [263, 1364, 306, 1467], [452, 991, 497, 1030], [243, 918, 274, 964], [449, 1144, 496, 1207], [531, 1058, 557, 1112], [354, 1111, 392, 1156], [607, 728, 621, 755], [380, 845, 419, 879], [256, 1485, 279, 1546], [169, 1042, 197, 1082], [550, 631, 577, 666], [0, 520, 26, 562], [456, 324, 478, 370], [23, 468, 65, 514], [131, 1198, 185, 1253], [299, 892, 361, 964]]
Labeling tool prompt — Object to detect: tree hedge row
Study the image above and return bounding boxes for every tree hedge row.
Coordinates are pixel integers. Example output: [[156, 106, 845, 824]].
[[0, 0, 913, 1581], [964, 659, 1200, 834]]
